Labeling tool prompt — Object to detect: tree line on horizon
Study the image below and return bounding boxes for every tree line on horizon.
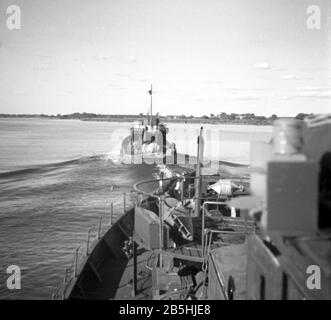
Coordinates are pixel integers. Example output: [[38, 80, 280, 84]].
[[0, 112, 313, 121]]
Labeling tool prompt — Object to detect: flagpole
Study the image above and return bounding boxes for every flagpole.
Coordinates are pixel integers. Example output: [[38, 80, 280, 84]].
[[150, 84, 153, 127]]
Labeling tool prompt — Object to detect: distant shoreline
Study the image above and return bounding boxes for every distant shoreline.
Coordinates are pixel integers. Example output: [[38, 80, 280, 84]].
[[0, 113, 293, 126], [80, 117, 274, 125]]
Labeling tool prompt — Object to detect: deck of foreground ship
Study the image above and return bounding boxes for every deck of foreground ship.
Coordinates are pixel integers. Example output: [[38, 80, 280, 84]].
[[63, 200, 255, 300]]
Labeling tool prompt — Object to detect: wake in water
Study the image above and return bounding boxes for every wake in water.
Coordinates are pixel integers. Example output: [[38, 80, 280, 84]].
[[0, 147, 250, 187], [0, 155, 108, 178], [0, 151, 161, 299]]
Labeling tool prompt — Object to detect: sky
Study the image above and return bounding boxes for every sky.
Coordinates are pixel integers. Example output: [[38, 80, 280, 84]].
[[0, 0, 330, 117]]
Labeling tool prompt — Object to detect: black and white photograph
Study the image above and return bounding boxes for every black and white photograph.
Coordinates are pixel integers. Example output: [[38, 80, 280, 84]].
[[0, 0, 330, 305]]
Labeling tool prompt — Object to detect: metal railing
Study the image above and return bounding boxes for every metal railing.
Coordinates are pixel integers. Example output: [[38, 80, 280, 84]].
[[201, 200, 256, 254], [201, 201, 228, 251], [209, 252, 229, 300], [200, 201, 256, 300], [134, 174, 248, 204], [52, 191, 133, 300]]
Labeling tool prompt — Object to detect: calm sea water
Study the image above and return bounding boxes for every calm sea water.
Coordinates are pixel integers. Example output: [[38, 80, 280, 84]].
[[0, 118, 272, 299]]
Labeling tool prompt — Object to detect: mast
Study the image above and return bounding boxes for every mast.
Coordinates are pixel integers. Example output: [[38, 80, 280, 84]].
[[148, 84, 153, 126], [193, 127, 204, 217]]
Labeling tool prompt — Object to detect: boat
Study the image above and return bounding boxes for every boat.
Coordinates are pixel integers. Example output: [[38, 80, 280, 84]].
[[53, 115, 331, 300], [120, 121, 176, 165], [120, 86, 177, 165]]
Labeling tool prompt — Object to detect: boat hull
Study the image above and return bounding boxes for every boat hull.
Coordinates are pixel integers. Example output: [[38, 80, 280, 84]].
[[66, 209, 136, 300], [120, 135, 175, 164]]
